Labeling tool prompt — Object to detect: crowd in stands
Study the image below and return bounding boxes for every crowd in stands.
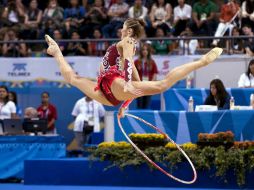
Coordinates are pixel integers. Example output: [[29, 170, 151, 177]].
[[0, 0, 254, 56]]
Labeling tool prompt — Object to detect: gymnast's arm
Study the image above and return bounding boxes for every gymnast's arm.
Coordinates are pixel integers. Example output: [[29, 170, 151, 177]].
[[120, 37, 142, 92], [117, 37, 137, 117], [121, 37, 135, 83]]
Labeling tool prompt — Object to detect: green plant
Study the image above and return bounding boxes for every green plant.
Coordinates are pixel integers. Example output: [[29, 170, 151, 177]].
[[214, 147, 246, 186], [88, 133, 254, 187], [129, 133, 167, 149]]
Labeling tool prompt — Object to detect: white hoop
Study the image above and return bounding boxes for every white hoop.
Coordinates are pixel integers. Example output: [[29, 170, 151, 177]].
[[117, 113, 197, 184]]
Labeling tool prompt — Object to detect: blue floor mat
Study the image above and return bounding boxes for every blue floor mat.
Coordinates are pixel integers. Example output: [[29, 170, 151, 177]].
[[0, 184, 238, 190]]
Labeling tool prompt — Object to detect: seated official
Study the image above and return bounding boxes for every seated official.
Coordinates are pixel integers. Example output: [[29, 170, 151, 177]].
[[24, 107, 38, 119], [23, 107, 49, 135], [204, 79, 230, 110]]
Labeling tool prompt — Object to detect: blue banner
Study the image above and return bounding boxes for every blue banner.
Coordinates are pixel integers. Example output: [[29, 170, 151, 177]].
[[114, 110, 254, 144], [163, 88, 254, 111]]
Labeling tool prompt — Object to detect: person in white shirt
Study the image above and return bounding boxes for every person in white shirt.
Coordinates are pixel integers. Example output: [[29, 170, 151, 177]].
[[173, 0, 192, 36], [238, 59, 254, 88], [179, 28, 198, 55], [0, 85, 17, 134], [128, 0, 148, 20], [71, 96, 105, 150]]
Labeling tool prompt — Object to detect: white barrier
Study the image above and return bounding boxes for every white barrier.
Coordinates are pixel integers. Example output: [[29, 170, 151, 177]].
[[0, 55, 248, 88], [0, 56, 191, 82]]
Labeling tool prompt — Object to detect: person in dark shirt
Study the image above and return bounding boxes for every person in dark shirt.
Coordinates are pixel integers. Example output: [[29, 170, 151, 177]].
[[204, 79, 230, 110], [67, 31, 87, 55]]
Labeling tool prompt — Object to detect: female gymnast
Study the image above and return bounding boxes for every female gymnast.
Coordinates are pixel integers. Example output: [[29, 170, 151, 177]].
[[45, 18, 223, 117]]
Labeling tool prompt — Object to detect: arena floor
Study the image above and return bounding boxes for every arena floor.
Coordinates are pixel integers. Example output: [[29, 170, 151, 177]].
[[0, 184, 238, 190]]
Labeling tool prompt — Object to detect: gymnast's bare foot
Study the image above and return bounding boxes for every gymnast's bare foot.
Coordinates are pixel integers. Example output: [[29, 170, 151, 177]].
[[45, 35, 62, 57], [200, 47, 223, 66]]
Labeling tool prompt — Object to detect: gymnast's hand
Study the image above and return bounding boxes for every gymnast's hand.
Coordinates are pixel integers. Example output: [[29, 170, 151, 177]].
[[123, 82, 143, 97], [118, 107, 126, 118], [45, 35, 62, 57]]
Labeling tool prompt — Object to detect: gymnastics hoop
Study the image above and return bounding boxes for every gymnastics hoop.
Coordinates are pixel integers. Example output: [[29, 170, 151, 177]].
[[117, 113, 197, 184]]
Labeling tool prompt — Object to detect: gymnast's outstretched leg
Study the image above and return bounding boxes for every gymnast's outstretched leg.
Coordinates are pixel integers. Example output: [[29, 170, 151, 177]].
[[45, 35, 113, 106]]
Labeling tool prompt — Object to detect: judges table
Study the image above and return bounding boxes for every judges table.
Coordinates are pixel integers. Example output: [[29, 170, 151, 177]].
[[114, 110, 254, 143], [163, 88, 254, 111], [0, 135, 66, 179]]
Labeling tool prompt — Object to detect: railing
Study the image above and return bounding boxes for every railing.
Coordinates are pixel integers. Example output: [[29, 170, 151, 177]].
[[0, 35, 253, 57]]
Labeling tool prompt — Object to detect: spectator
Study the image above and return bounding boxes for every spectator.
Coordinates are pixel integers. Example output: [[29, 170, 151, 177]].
[[8, 91, 22, 117], [102, 0, 129, 38], [41, 0, 64, 37], [37, 92, 57, 134], [82, 0, 88, 9], [71, 96, 105, 150], [81, 0, 107, 38], [67, 31, 87, 56], [109, 27, 122, 44], [151, 27, 172, 54], [0, 85, 16, 134], [144, 0, 155, 11], [16, 0, 27, 13], [22, 0, 42, 40], [128, 0, 148, 20], [241, 0, 254, 31], [173, 0, 192, 36], [53, 29, 67, 55], [2, 29, 27, 57], [134, 44, 158, 109], [191, 0, 218, 40], [63, 0, 86, 35], [211, 0, 239, 47], [238, 59, 254, 88], [178, 28, 198, 55], [242, 25, 254, 56], [226, 26, 243, 54], [116, 27, 122, 38], [1, 0, 25, 28], [88, 28, 109, 56], [104, 0, 112, 9], [204, 79, 230, 110], [149, 0, 172, 36], [24, 107, 38, 118]]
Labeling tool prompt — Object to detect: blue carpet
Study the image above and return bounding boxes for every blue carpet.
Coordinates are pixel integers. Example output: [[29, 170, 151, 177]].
[[0, 184, 239, 190]]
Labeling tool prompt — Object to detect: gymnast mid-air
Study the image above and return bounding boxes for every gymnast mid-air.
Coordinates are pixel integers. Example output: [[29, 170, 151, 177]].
[[45, 17, 223, 184]]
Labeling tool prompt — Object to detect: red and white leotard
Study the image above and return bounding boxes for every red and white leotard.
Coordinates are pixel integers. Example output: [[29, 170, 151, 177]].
[[101, 44, 121, 71], [95, 44, 132, 108]]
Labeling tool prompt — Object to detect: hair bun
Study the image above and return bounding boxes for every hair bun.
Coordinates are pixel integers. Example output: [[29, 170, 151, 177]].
[[136, 19, 146, 27], [125, 18, 145, 39]]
